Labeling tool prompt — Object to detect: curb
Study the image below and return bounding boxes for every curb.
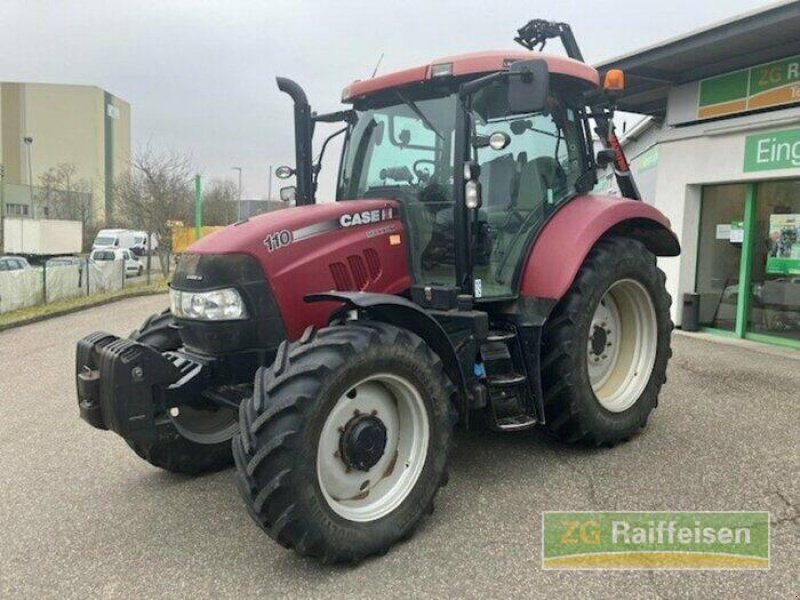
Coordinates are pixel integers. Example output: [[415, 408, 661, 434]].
[[0, 289, 168, 333], [674, 329, 800, 360]]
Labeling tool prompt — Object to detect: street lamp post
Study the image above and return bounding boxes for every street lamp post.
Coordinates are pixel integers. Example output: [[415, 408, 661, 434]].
[[232, 166, 242, 221], [0, 163, 5, 252], [23, 136, 34, 253]]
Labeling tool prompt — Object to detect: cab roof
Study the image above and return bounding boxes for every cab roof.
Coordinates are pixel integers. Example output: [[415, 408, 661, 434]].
[[341, 50, 600, 103]]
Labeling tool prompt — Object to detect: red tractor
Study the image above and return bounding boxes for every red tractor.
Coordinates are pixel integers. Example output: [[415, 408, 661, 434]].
[[75, 21, 679, 562]]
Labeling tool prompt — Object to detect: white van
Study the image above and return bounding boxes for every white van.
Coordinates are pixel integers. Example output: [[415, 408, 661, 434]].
[[93, 229, 158, 255], [131, 231, 159, 256], [92, 229, 134, 251]]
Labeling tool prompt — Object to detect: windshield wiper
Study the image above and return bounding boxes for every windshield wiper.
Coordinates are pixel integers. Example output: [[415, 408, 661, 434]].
[[395, 91, 444, 141]]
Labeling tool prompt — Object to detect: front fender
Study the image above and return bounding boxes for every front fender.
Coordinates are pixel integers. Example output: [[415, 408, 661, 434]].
[[304, 291, 467, 400], [519, 195, 680, 300]]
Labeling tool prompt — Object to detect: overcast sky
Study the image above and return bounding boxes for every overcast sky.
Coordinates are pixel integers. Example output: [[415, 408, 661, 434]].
[[0, 0, 776, 199]]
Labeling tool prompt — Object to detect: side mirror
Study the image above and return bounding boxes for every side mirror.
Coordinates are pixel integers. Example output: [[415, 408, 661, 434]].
[[596, 149, 616, 169], [279, 186, 297, 203], [507, 59, 549, 115]]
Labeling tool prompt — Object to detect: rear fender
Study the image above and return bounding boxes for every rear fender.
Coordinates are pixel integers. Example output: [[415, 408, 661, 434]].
[[520, 195, 680, 301]]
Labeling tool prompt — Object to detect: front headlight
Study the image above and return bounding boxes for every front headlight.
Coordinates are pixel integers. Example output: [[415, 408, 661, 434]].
[[169, 287, 248, 321]]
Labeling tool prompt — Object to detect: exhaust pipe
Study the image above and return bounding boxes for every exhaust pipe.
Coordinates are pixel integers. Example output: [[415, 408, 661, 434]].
[[276, 77, 314, 205]]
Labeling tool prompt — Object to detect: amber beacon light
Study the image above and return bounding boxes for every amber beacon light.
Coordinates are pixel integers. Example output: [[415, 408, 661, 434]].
[[603, 69, 625, 91]]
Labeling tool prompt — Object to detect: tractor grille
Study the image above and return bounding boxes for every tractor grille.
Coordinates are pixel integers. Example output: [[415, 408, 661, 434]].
[[330, 251, 382, 291], [330, 262, 353, 291], [364, 248, 382, 279]]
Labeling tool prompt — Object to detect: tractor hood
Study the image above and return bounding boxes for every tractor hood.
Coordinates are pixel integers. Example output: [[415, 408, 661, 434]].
[[184, 200, 413, 339], [189, 200, 400, 258]]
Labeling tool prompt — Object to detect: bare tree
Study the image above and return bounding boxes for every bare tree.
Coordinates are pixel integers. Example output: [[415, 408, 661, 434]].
[[37, 163, 97, 250], [114, 148, 194, 274], [202, 178, 239, 226]]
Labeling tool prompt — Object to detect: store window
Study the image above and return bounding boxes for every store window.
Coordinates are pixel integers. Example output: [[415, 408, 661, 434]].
[[696, 184, 746, 331], [748, 180, 800, 341]]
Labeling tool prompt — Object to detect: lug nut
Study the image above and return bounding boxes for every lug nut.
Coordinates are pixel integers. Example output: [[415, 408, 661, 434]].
[[371, 409, 377, 416], [337, 426, 345, 434], [353, 409, 360, 416]]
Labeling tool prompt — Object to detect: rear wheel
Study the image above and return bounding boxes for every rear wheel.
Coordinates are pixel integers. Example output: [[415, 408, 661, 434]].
[[234, 321, 454, 562], [126, 309, 237, 474], [541, 237, 672, 446]]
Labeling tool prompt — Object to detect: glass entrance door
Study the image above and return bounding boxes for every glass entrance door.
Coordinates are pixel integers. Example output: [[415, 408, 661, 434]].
[[696, 184, 747, 331], [747, 180, 800, 342]]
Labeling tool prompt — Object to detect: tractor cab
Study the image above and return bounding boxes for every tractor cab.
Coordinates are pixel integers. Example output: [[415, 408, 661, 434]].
[[335, 50, 598, 299], [277, 21, 625, 302]]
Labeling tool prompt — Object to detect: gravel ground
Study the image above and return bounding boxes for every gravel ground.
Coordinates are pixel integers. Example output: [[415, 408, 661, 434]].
[[0, 294, 797, 599]]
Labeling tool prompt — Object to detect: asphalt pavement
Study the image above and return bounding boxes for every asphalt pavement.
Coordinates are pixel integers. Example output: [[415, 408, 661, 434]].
[[0, 295, 797, 599]]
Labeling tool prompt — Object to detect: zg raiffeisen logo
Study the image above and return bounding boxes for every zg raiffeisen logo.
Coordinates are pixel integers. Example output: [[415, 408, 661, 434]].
[[542, 512, 770, 570]]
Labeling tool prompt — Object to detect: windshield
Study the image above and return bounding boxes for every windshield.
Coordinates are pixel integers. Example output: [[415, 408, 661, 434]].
[[337, 93, 458, 285], [338, 94, 457, 203], [95, 236, 116, 246]]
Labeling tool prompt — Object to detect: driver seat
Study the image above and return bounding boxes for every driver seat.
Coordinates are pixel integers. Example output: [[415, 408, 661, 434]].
[[516, 156, 559, 213]]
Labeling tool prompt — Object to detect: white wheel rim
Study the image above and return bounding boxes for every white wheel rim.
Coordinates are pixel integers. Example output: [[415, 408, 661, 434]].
[[171, 406, 238, 444], [316, 373, 429, 523], [587, 279, 658, 413]]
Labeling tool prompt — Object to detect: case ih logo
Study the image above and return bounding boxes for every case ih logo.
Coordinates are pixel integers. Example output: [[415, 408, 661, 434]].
[[339, 207, 393, 228]]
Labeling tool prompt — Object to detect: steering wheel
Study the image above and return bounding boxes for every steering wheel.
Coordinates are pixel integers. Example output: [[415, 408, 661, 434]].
[[413, 159, 436, 183]]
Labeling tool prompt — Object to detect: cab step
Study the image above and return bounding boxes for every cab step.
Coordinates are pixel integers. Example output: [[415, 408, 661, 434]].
[[494, 414, 538, 431], [486, 330, 517, 344], [488, 373, 527, 387]]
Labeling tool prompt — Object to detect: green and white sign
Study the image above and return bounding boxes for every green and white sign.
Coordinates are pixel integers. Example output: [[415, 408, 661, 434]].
[[632, 145, 659, 172], [698, 54, 800, 120], [542, 511, 770, 570], [744, 128, 800, 172]]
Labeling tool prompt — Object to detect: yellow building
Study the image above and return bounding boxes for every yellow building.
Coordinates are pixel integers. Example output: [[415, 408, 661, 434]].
[[0, 82, 131, 223]]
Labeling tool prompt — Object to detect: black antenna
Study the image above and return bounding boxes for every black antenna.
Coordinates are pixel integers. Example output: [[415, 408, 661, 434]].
[[371, 53, 385, 78]]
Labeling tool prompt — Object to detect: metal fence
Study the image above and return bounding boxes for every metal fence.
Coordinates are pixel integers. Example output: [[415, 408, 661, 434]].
[[0, 259, 155, 314]]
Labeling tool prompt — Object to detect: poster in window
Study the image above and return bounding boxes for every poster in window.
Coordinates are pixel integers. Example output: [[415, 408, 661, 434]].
[[729, 221, 745, 243], [766, 214, 800, 275]]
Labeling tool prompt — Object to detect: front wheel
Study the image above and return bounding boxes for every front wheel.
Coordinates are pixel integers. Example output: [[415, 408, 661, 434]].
[[233, 321, 454, 563], [541, 236, 672, 446]]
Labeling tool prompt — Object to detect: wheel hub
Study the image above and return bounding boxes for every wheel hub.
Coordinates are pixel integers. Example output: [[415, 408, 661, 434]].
[[339, 413, 387, 472], [317, 374, 430, 522], [589, 324, 609, 357]]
